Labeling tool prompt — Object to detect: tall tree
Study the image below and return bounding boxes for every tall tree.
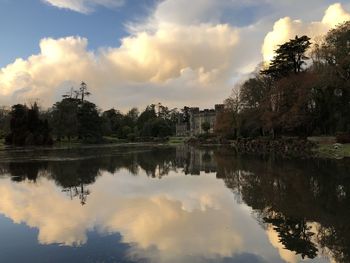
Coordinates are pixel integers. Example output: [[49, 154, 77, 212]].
[[319, 21, 350, 132], [138, 104, 157, 131], [51, 98, 79, 141], [79, 81, 91, 102], [77, 101, 102, 142], [262, 35, 312, 79]]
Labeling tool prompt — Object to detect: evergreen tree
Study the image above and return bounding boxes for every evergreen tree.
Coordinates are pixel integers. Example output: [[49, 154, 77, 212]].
[[5, 104, 52, 146], [262, 35, 311, 79]]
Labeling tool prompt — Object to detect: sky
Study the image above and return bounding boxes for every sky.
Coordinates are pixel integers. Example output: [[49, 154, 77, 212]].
[[0, 0, 350, 111]]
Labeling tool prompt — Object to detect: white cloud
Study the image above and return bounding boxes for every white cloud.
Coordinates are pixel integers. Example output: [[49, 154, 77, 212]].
[[262, 3, 350, 61], [1, 1, 350, 109], [42, 0, 124, 13], [0, 22, 240, 109]]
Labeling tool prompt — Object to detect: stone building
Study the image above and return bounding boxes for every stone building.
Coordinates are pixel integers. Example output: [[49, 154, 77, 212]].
[[176, 104, 224, 136]]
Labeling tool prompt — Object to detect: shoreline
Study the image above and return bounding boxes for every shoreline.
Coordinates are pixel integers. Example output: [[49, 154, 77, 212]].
[[1, 137, 349, 160]]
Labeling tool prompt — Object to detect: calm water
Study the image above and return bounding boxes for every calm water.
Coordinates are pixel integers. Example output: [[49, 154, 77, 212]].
[[0, 145, 349, 263]]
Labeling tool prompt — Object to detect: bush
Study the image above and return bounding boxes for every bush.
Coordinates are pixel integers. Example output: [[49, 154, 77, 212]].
[[336, 133, 350, 144], [127, 133, 136, 142]]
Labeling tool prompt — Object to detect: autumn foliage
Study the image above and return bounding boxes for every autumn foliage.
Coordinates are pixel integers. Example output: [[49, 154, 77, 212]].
[[223, 21, 350, 139]]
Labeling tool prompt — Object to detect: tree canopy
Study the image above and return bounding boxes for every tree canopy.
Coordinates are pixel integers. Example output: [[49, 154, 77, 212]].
[[261, 35, 312, 79]]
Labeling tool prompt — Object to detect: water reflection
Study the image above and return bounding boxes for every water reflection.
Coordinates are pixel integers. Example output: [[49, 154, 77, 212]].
[[0, 145, 349, 263]]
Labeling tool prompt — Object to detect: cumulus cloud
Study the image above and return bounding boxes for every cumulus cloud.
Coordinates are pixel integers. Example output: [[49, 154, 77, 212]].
[[1, 1, 350, 109], [42, 0, 124, 13], [0, 37, 96, 106], [0, 22, 240, 109], [262, 3, 350, 61]]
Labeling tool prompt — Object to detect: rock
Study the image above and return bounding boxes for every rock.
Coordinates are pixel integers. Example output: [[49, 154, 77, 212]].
[[333, 143, 343, 150]]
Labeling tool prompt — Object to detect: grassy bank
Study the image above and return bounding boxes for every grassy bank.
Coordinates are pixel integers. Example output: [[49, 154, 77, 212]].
[[307, 136, 350, 159], [313, 143, 350, 159], [168, 137, 187, 145], [52, 136, 186, 148]]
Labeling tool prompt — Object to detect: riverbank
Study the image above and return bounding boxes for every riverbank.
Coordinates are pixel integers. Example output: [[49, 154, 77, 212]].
[[232, 138, 316, 158], [313, 143, 350, 159], [0, 137, 184, 153], [185, 135, 350, 160], [3, 135, 349, 160]]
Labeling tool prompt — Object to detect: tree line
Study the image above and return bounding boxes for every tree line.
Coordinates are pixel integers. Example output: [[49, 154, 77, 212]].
[[0, 82, 180, 146], [216, 21, 350, 140]]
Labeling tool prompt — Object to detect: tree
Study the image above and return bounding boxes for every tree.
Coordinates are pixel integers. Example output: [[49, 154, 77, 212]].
[[321, 21, 350, 82], [101, 108, 124, 136], [0, 107, 10, 139], [215, 109, 235, 138], [181, 107, 191, 130], [5, 103, 52, 146], [143, 118, 172, 138], [77, 101, 102, 142], [262, 35, 312, 79], [124, 107, 139, 129], [51, 98, 79, 141], [239, 75, 271, 109], [318, 21, 350, 132], [137, 104, 177, 138], [79, 81, 91, 103], [226, 89, 243, 136], [138, 104, 157, 131], [201, 121, 211, 134], [259, 72, 319, 137]]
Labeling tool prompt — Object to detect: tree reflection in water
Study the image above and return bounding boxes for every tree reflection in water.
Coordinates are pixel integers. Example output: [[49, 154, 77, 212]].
[[0, 145, 349, 262]]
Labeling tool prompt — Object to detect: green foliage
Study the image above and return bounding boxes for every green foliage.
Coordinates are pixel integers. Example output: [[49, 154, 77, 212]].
[[168, 136, 186, 144], [201, 121, 211, 134], [51, 98, 79, 141], [0, 107, 10, 138], [137, 104, 157, 130], [101, 103, 175, 140], [314, 143, 350, 159], [77, 101, 102, 142], [120, 125, 132, 139], [101, 108, 124, 136], [5, 103, 53, 146], [51, 83, 103, 143]]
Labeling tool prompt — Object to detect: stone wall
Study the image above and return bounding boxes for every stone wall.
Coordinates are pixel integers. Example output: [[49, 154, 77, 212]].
[[190, 110, 217, 136], [176, 104, 224, 136]]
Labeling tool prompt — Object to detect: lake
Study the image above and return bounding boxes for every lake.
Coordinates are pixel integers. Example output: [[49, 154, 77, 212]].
[[0, 145, 349, 263]]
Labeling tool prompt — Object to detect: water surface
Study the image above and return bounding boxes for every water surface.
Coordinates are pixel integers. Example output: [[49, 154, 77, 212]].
[[0, 145, 349, 263]]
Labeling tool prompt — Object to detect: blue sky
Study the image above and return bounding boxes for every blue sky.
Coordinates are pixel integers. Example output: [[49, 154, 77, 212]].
[[0, 0, 349, 109], [0, 0, 156, 67]]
